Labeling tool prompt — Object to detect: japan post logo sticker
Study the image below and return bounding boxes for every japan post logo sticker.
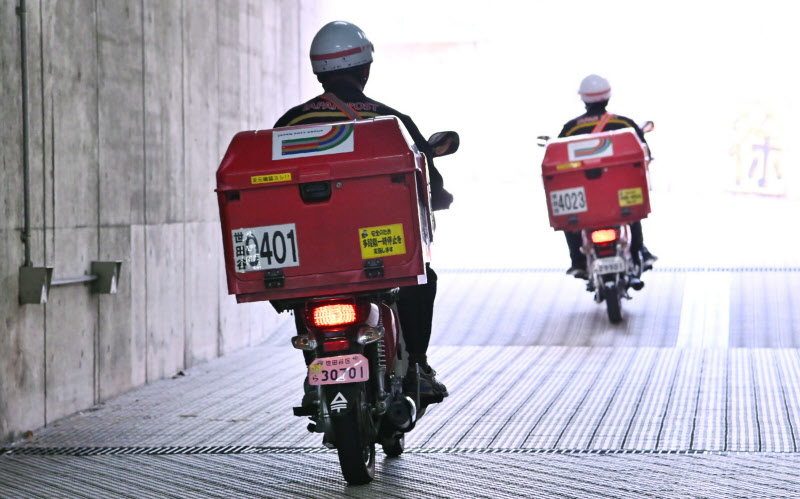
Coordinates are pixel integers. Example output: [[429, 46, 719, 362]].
[[272, 124, 354, 160], [567, 138, 614, 162]]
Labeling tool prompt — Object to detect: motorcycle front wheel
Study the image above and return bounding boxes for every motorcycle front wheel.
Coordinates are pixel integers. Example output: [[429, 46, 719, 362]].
[[332, 385, 376, 485], [604, 282, 623, 324]]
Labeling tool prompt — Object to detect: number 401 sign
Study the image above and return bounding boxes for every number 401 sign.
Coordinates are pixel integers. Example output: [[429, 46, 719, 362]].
[[232, 223, 300, 273]]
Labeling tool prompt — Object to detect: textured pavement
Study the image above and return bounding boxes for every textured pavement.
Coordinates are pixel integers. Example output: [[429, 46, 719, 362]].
[[3, 268, 800, 497]]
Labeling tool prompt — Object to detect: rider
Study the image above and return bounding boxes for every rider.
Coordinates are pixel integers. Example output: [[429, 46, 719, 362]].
[[274, 21, 452, 401], [558, 74, 658, 279]]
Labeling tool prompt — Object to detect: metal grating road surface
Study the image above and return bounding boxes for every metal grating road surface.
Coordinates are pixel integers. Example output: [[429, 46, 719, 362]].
[[2, 452, 800, 498], [3, 269, 800, 497]]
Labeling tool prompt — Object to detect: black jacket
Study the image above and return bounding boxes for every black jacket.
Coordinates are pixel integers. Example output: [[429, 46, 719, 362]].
[[558, 103, 651, 156], [274, 80, 452, 210]]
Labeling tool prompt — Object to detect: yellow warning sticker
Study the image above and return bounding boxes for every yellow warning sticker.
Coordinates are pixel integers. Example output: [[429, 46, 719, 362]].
[[556, 161, 582, 170], [358, 223, 406, 259], [251, 173, 292, 185], [618, 187, 644, 207]]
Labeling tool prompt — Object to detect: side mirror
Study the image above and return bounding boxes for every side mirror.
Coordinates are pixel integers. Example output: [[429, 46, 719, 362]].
[[536, 135, 550, 148], [428, 131, 459, 158], [641, 121, 654, 134]]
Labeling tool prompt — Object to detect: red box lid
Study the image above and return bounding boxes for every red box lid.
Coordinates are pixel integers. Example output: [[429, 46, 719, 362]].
[[217, 116, 420, 192], [542, 128, 648, 174]]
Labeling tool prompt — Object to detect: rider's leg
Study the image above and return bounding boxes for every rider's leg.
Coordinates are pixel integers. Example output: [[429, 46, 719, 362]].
[[397, 264, 448, 398], [631, 221, 657, 268], [565, 230, 587, 277]]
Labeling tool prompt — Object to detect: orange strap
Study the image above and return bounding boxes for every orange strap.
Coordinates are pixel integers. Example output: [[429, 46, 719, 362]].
[[318, 92, 362, 120], [592, 112, 614, 133]]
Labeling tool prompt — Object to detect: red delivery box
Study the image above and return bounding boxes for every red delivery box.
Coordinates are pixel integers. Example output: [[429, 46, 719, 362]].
[[216, 116, 433, 303], [541, 128, 651, 231]]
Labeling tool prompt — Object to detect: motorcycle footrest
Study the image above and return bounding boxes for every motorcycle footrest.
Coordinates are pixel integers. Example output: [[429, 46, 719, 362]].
[[293, 405, 315, 417]]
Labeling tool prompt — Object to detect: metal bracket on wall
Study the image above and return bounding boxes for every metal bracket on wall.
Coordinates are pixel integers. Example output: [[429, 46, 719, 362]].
[[18, 266, 53, 305], [19, 261, 122, 305]]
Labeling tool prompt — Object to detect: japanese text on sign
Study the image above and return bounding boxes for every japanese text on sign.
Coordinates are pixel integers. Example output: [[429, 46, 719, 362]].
[[358, 223, 406, 259], [251, 173, 292, 185], [618, 187, 643, 207]]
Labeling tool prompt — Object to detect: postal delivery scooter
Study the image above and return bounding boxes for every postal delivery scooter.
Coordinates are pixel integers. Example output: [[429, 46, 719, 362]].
[[217, 116, 457, 484], [273, 131, 458, 485], [537, 122, 653, 323]]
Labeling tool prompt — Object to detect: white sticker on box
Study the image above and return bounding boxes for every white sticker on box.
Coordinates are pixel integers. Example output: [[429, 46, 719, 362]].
[[567, 137, 614, 162], [232, 223, 300, 273], [550, 187, 588, 216], [272, 124, 354, 160]]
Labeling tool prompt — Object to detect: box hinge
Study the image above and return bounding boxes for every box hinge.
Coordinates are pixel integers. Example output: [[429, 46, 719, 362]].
[[264, 269, 285, 288], [364, 259, 384, 278]]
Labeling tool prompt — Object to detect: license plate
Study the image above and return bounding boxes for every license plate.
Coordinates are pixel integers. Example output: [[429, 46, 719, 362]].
[[231, 223, 300, 273], [550, 187, 588, 216], [308, 354, 369, 386], [593, 256, 625, 275]]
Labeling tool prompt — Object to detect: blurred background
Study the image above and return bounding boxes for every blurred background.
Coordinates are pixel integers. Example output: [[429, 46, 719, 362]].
[[306, 0, 799, 269]]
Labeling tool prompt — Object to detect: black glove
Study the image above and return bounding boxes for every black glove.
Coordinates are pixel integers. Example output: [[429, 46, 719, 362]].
[[431, 188, 454, 211]]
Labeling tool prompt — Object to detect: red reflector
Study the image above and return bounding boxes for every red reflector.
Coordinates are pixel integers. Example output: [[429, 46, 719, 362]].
[[323, 339, 350, 352], [312, 304, 357, 327], [591, 229, 617, 244]]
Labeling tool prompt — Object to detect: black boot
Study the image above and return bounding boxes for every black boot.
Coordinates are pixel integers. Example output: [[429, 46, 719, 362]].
[[404, 363, 449, 400], [641, 247, 658, 271]]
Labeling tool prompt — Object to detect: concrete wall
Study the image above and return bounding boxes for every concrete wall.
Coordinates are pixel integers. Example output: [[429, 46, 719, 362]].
[[1, 0, 318, 443]]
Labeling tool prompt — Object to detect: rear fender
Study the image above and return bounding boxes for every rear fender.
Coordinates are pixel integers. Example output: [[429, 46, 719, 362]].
[[325, 383, 364, 417]]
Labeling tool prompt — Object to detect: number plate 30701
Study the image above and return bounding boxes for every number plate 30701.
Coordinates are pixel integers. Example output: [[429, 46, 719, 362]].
[[308, 354, 369, 386]]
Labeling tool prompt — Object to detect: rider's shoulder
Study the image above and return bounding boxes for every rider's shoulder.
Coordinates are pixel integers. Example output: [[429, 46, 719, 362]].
[[273, 102, 310, 128], [609, 112, 638, 126]]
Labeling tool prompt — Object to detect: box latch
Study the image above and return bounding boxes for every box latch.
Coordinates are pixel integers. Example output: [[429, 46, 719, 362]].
[[364, 259, 384, 278], [264, 269, 284, 288]]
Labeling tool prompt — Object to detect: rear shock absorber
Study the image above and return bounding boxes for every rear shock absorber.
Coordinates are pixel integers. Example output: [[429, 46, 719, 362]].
[[375, 314, 388, 414]]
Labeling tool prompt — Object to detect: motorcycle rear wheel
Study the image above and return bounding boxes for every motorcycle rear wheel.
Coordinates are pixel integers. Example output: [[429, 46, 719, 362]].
[[605, 283, 623, 324], [332, 386, 376, 485]]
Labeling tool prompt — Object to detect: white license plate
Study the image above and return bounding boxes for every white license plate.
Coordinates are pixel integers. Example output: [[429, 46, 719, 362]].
[[593, 256, 625, 275], [308, 354, 369, 386], [550, 187, 588, 216], [231, 223, 300, 273]]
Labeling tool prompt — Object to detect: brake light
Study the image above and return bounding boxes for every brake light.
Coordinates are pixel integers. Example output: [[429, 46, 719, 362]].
[[312, 303, 357, 327], [591, 229, 617, 244]]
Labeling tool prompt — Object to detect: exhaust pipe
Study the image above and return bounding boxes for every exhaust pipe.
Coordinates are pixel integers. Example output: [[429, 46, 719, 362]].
[[385, 395, 416, 431]]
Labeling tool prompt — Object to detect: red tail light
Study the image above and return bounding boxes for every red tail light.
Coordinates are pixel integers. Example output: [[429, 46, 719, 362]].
[[591, 229, 617, 244], [323, 339, 350, 352], [312, 303, 357, 327]]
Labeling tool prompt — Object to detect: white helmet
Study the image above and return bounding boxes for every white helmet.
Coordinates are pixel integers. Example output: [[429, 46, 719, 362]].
[[578, 74, 611, 103], [310, 21, 374, 74]]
